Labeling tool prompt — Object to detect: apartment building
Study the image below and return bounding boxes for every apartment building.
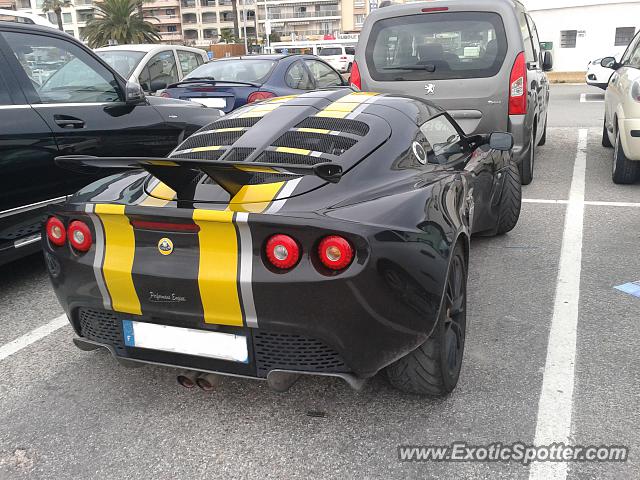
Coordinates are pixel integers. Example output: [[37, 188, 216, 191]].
[[14, 0, 95, 39], [256, 0, 341, 41]]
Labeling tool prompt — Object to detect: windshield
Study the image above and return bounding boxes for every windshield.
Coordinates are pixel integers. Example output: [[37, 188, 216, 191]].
[[365, 12, 507, 81], [185, 59, 276, 83], [319, 47, 342, 56], [96, 50, 147, 78]]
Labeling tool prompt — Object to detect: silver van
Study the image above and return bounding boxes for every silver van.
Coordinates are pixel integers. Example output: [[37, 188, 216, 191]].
[[352, 0, 552, 184]]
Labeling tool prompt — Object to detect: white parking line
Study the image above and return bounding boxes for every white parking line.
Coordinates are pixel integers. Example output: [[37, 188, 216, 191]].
[[0, 314, 68, 362], [524, 199, 640, 208], [579, 93, 604, 103], [529, 129, 587, 480]]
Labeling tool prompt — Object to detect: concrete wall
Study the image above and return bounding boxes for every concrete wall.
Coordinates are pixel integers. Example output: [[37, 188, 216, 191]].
[[524, 1, 640, 72]]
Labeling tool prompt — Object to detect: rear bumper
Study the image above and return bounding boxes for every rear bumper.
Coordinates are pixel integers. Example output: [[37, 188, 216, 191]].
[[508, 114, 529, 167]]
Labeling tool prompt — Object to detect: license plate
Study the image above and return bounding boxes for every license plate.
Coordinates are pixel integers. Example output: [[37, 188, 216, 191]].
[[189, 97, 227, 108], [122, 320, 248, 363]]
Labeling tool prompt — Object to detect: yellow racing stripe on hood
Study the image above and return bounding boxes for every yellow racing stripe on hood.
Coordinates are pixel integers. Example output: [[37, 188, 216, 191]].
[[316, 91, 379, 119], [192, 209, 244, 326], [95, 204, 141, 315]]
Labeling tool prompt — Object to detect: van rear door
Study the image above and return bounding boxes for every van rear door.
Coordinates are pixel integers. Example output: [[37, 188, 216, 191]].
[[360, 9, 510, 134]]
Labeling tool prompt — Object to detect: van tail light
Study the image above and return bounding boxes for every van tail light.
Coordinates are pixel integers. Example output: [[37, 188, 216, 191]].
[[46, 217, 66, 247], [509, 51, 527, 115], [68, 220, 92, 252], [318, 235, 353, 271], [247, 91, 276, 104], [349, 61, 361, 90], [265, 234, 300, 269]]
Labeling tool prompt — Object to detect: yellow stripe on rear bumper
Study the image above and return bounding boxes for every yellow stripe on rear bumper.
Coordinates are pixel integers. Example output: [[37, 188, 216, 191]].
[[192, 209, 244, 326], [95, 204, 141, 315]]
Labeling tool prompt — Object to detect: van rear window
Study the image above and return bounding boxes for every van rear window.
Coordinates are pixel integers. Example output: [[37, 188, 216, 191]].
[[365, 11, 507, 81]]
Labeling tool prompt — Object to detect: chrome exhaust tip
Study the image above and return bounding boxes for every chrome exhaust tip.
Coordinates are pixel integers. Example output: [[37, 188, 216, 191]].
[[176, 370, 198, 388], [196, 373, 222, 391]]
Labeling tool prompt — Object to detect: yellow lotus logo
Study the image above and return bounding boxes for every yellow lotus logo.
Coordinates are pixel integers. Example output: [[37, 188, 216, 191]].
[[158, 237, 174, 255]]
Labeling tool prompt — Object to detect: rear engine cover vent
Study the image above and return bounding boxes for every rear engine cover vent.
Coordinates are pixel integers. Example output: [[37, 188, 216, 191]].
[[171, 149, 226, 161], [273, 131, 356, 156], [256, 150, 326, 166], [223, 147, 256, 162], [295, 117, 370, 136], [205, 117, 261, 130], [186, 130, 245, 149]]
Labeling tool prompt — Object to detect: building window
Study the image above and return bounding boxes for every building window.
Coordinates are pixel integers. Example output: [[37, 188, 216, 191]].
[[62, 12, 72, 23], [354, 14, 364, 26], [560, 30, 577, 48], [166, 8, 175, 16], [615, 27, 635, 47], [167, 25, 177, 32], [64, 30, 74, 36]]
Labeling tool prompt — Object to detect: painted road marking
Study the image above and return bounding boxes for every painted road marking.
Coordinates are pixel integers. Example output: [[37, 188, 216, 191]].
[[529, 128, 587, 480], [523, 199, 640, 208], [579, 93, 604, 103], [0, 314, 68, 362]]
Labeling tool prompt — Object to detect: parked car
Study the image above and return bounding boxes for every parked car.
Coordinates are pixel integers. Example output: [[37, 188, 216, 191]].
[[0, 22, 220, 266], [601, 30, 640, 184], [0, 8, 56, 26], [586, 55, 619, 90], [160, 54, 347, 113], [318, 44, 356, 73], [47, 90, 521, 396], [95, 44, 208, 95], [352, 0, 552, 185]]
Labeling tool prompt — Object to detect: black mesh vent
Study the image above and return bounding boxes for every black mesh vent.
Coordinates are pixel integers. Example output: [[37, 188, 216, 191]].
[[223, 147, 256, 162], [247, 172, 292, 184], [296, 117, 369, 136], [204, 117, 260, 130], [253, 331, 349, 377], [272, 131, 356, 156], [171, 149, 226, 161], [255, 150, 326, 166], [182, 130, 245, 149], [78, 308, 124, 350]]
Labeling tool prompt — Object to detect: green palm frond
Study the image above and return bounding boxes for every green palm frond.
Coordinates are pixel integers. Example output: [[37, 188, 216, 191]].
[[84, 0, 161, 48]]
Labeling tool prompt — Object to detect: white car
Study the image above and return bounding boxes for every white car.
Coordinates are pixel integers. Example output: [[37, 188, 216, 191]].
[[586, 55, 618, 90], [95, 45, 208, 94], [318, 45, 355, 73], [0, 8, 56, 27], [601, 30, 640, 184]]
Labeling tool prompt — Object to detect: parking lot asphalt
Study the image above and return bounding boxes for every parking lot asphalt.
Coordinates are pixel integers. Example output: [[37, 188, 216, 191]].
[[1, 84, 638, 480]]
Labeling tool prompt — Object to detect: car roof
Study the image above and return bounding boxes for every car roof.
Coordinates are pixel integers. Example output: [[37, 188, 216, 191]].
[[95, 44, 207, 54], [211, 54, 307, 61], [371, 0, 519, 18], [0, 20, 69, 35]]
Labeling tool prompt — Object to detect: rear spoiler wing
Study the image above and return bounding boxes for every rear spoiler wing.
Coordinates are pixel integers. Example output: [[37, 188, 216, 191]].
[[55, 155, 342, 198]]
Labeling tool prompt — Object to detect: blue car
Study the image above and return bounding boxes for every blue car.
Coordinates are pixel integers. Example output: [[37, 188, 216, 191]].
[[160, 54, 348, 113]]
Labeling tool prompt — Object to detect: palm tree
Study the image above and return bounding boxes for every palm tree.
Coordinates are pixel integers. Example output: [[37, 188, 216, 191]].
[[83, 0, 161, 48], [220, 27, 235, 44], [230, 0, 239, 41], [42, 0, 72, 31]]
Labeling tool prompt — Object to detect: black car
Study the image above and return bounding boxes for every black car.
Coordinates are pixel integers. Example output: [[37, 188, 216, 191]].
[[45, 90, 521, 396], [0, 22, 220, 266]]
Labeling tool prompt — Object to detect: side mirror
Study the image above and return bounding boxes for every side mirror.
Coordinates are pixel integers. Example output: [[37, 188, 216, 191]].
[[542, 51, 553, 71], [489, 132, 514, 151], [600, 56, 617, 69], [125, 81, 145, 104], [150, 80, 168, 92]]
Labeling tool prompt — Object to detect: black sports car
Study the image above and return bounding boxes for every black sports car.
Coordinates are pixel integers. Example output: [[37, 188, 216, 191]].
[[45, 90, 521, 396]]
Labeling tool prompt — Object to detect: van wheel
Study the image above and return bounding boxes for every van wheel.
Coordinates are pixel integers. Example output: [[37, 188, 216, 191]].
[[496, 161, 522, 235], [520, 129, 535, 185], [602, 118, 613, 148], [538, 115, 547, 146], [386, 243, 467, 396], [612, 129, 639, 184]]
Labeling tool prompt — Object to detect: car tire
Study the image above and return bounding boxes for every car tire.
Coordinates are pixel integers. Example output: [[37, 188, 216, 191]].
[[612, 129, 639, 184], [496, 161, 522, 235], [520, 129, 535, 185], [602, 118, 613, 148], [386, 243, 467, 396], [538, 115, 547, 146]]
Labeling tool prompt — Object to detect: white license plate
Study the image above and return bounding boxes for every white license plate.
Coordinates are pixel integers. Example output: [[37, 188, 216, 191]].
[[122, 320, 248, 363], [189, 97, 227, 108]]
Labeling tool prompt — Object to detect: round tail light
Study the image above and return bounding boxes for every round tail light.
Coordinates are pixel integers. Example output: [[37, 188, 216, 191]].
[[46, 217, 66, 246], [68, 220, 93, 252], [318, 235, 353, 271], [265, 234, 300, 269]]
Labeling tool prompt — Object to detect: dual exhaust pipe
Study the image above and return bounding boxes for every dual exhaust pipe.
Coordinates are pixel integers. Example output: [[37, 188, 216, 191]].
[[176, 371, 222, 391]]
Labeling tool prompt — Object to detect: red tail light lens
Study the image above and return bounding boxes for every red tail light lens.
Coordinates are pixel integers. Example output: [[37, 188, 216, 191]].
[[349, 61, 361, 90], [509, 51, 527, 115], [68, 220, 92, 252], [318, 235, 353, 271], [159, 91, 171, 98], [421, 6, 449, 12], [247, 91, 276, 104], [46, 217, 66, 247], [265, 234, 300, 269]]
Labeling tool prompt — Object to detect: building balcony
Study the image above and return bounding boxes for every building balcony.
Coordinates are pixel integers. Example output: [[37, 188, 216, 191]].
[[144, 0, 180, 6], [160, 32, 184, 41], [259, 10, 339, 22], [181, 0, 197, 8], [147, 14, 180, 24]]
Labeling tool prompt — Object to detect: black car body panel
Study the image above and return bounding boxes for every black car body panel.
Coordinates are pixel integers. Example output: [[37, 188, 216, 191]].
[[45, 90, 516, 379], [0, 22, 220, 266]]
